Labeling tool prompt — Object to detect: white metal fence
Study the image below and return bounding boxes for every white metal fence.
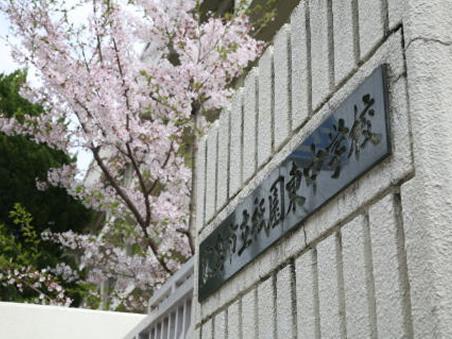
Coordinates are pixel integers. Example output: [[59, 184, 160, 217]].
[[124, 258, 194, 339]]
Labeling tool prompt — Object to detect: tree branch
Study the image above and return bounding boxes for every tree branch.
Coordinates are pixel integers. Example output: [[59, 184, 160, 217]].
[[91, 147, 173, 274], [125, 142, 151, 226], [147, 141, 174, 196], [91, 147, 146, 226]]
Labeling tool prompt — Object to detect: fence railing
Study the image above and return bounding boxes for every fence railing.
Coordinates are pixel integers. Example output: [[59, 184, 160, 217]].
[[124, 257, 194, 339]]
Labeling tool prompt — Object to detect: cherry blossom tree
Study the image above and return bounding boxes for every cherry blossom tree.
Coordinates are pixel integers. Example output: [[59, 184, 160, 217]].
[[0, 0, 262, 310]]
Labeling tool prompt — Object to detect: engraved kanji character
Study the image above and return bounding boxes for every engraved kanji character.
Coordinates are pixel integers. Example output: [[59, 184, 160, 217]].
[[212, 233, 226, 273], [303, 143, 326, 193], [286, 161, 306, 214], [348, 94, 381, 159], [251, 197, 267, 237], [238, 209, 251, 256], [228, 222, 238, 256], [200, 256, 211, 284], [326, 118, 349, 178], [201, 248, 214, 283], [269, 177, 285, 228]]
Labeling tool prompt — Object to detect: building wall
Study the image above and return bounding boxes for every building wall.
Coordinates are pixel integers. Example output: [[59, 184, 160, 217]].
[[0, 301, 145, 339], [192, 0, 452, 338]]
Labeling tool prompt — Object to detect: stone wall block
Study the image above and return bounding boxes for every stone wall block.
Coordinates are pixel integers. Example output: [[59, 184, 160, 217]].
[[217, 108, 230, 211], [290, 1, 311, 130], [274, 24, 292, 150], [229, 89, 244, 198], [201, 318, 213, 339], [190, 327, 200, 339], [205, 125, 219, 222], [214, 311, 226, 339], [309, 0, 331, 110], [295, 250, 318, 339], [333, 0, 356, 85], [341, 215, 375, 338], [358, 0, 385, 58], [276, 265, 296, 338], [400, 179, 436, 338], [369, 194, 413, 338], [241, 288, 257, 339], [195, 137, 207, 231], [257, 47, 274, 168], [257, 277, 276, 339], [388, 0, 404, 30], [227, 299, 241, 339], [317, 234, 343, 338], [243, 69, 258, 183]]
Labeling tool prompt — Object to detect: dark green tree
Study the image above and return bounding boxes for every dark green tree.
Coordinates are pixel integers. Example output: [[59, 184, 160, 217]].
[[0, 70, 94, 305]]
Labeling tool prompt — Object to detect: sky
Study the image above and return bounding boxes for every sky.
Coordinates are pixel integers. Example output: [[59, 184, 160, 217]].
[[0, 13, 18, 75], [0, 11, 93, 175]]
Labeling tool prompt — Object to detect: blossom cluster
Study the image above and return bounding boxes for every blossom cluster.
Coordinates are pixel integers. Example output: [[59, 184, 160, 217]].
[[42, 227, 175, 310], [0, 266, 72, 306], [0, 0, 262, 310]]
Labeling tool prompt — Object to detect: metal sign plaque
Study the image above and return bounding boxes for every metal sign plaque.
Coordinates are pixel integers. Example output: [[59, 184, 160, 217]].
[[198, 66, 391, 301]]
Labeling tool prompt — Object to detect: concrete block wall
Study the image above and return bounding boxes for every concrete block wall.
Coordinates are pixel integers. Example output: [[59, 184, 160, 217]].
[[191, 0, 452, 337]]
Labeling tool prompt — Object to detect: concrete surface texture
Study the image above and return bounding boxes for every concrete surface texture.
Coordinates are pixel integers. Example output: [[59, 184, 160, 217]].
[[191, 0, 452, 338], [0, 302, 145, 339]]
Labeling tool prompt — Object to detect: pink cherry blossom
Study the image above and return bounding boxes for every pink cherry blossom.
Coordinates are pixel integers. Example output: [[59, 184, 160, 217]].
[[0, 0, 263, 310]]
